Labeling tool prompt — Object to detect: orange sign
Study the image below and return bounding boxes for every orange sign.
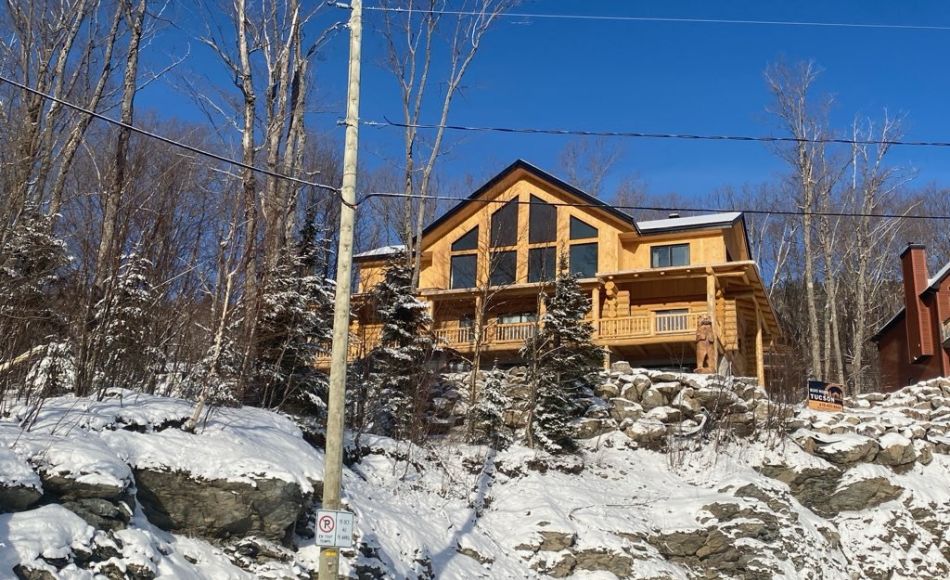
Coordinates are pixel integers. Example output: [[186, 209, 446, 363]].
[[807, 380, 844, 412]]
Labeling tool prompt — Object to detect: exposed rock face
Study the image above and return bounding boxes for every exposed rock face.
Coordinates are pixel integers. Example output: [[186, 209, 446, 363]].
[[0, 484, 42, 512], [134, 469, 309, 542]]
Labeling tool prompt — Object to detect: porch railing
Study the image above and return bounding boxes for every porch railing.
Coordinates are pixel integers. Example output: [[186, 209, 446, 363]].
[[434, 326, 475, 345], [598, 312, 700, 339], [434, 321, 537, 348]]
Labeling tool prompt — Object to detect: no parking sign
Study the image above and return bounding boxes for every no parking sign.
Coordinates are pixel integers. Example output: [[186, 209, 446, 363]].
[[316, 509, 355, 548]]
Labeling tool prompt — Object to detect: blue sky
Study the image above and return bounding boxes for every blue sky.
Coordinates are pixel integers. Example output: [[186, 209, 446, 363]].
[[140, 1, 950, 201]]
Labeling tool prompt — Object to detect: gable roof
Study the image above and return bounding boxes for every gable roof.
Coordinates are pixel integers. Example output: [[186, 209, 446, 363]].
[[637, 212, 743, 234], [421, 159, 638, 238]]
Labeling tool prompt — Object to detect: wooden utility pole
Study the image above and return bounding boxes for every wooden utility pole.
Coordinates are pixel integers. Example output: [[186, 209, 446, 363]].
[[319, 0, 362, 577]]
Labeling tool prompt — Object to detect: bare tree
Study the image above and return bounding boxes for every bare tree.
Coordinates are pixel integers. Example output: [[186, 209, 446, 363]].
[[766, 60, 838, 378], [558, 137, 624, 197], [845, 115, 912, 392], [377, 0, 512, 289]]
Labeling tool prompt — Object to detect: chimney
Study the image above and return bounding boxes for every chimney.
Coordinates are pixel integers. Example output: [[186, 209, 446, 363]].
[[900, 243, 934, 361]]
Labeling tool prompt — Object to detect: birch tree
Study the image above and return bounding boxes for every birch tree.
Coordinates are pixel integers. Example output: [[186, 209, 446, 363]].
[[378, 0, 512, 289]]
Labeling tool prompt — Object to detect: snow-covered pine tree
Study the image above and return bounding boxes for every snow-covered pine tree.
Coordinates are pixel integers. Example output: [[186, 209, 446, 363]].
[[522, 256, 604, 454], [467, 364, 512, 450], [0, 209, 69, 346], [366, 256, 435, 441], [94, 250, 155, 392], [255, 220, 334, 411]]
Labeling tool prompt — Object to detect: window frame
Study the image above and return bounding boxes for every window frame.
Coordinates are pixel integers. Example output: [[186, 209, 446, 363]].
[[650, 243, 690, 268], [528, 246, 557, 283], [569, 216, 598, 240], [489, 250, 517, 287], [569, 242, 598, 278], [528, 195, 557, 244], [490, 199, 519, 247], [449, 253, 478, 289]]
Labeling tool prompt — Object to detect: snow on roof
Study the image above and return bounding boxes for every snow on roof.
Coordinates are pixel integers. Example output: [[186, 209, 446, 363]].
[[354, 244, 406, 259], [927, 260, 950, 291], [636, 211, 742, 233]]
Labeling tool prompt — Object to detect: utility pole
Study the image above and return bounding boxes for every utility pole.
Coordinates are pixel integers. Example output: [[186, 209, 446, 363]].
[[319, 0, 362, 577]]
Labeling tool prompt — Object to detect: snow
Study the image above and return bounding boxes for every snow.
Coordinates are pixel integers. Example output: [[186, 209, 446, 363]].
[[354, 244, 406, 259], [928, 260, 950, 290], [0, 505, 95, 577], [3, 389, 323, 492], [636, 212, 742, 233], [102, 404, 324, 491], [0, 446, 41, 490]]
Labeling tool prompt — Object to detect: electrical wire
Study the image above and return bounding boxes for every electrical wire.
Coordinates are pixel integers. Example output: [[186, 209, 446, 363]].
[[0, 74, 345, 199], [360, 5, 950, 32], [358, 191, 950, 221], [363, 118, 950, 149]]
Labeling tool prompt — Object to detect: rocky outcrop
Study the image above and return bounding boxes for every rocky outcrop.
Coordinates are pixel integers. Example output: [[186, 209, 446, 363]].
[[134, 469, 310, 542]]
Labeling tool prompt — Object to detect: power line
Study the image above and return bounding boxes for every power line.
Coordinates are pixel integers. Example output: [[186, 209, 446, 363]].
[[363, 118, 950, 149], [358, 192, 950, 221], [0, 74, 345, 199], [361, 5, 950, 32]]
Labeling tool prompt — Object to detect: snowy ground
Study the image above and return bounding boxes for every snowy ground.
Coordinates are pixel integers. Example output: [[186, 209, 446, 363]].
[[3, 380, 950, 578]]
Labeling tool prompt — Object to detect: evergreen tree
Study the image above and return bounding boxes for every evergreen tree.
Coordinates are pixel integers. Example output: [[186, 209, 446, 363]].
[[95, 250, 155, 391], [255, 221, 334, 410], [522, 257, 604, 454], [366, 256, 435, 441], [467, 364, 512, 450]]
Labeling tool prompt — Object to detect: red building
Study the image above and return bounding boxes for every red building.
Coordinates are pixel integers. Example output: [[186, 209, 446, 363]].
[[872, 244, 950, 389]]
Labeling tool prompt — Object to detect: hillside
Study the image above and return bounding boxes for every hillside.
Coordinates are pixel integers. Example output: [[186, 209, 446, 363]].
[[3, 370, 950, 579]]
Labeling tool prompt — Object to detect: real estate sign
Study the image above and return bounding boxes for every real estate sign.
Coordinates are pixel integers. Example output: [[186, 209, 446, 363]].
[[807, 380, 844, 412]]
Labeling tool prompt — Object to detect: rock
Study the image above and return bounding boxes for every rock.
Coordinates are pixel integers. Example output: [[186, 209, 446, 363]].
[[672, 388, 701, 416], [650, 371, 681, 383], [609, 398, 643, 423], [0, 483, 42, 513], [62, 497, 131, 531], [758, 464, 843, 517], [827, 476, 902, 513], [653, 381, 684, 399], [645, 406, 683, 424], [640, 388, 666, 411], [595, 382, 620, 399], [573, 549, 633, 577], [915, 440, 934, 465], [457, 546, 493, 565], [573, 418, 615, 439], [624, 420, 667, 449], [723, 412, 756, 437], [134, 469, 309, 542], [875, 433, 917, 467], [536, 552, 576, 578], [651, 530, 707, 557], [611, 361, 633, 374], [538, 530, 576, 551], [811, 434, 880, 466], [861, 392, 887, 403]]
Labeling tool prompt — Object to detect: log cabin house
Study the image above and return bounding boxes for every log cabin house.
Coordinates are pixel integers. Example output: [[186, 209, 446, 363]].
[[319, 160, 781, 384]]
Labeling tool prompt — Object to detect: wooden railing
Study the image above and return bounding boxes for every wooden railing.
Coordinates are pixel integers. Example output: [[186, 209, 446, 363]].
[[314, 335, 367, 365], [434, 321, 537, 348], [494, 322, 537, 343], [434, 326, 475, 345], [598, 312, 700, 339]]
